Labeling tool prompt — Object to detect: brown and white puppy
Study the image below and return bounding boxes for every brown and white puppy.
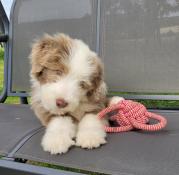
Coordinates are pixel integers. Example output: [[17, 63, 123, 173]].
[[30, 33, 109, 154]]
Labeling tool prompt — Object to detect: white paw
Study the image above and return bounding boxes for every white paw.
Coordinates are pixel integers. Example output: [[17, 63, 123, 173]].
[[41, 133, 75, 154], [109, 96, 124, 106], [76, 131, 106, 149]]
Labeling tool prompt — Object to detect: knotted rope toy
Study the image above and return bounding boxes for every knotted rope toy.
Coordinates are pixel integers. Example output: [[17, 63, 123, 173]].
[[98, 97, 167, 132]]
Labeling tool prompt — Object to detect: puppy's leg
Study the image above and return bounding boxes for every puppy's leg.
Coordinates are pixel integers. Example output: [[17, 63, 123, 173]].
[[41, 117, 76, 154], [76, 113, 106, 149]]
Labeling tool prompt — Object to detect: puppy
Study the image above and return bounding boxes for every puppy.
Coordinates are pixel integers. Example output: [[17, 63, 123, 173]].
[[30, 33, 108, 154]]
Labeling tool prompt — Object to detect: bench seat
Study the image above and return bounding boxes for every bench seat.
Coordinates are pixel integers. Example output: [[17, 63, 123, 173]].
[[0, 104, 41, 156], [1, 105, 178, 175]]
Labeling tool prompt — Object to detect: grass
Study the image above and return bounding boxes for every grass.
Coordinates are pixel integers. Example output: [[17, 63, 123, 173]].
[[109, 92, 179, 108], [0, 47, 4, 61], [0, 47, 19, 104], [138, 99, 179, 109], [0, 59, 3, 88], [28, 160, 107, 175]]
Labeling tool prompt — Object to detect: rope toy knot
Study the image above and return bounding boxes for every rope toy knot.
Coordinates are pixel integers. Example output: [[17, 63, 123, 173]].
[[98, 99, 167, 133]]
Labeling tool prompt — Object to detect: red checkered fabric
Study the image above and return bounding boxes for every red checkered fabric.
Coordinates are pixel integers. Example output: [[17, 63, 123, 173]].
[[98, 100, 167, 133]]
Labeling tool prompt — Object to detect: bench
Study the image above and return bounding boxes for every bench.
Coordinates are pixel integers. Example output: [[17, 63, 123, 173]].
[[0, 0, 179, 174]]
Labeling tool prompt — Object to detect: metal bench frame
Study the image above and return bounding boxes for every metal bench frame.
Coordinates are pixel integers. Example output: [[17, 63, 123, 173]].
[[0, 1, 179, 174]]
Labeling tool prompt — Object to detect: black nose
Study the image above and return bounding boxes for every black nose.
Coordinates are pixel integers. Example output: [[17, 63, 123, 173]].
[[56, 98, 68, 108]]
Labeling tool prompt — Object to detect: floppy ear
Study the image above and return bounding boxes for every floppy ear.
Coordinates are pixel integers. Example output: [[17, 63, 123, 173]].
[[30, 34, 58, 73], [92, 81, 107, 103], [36, 33, 72, 59], [35, 34, 57, 51], [90, 60, 103, 90], [30, 33, 72, 70], [30, 34, 57, 60], [29, 37, 50, 80], [87, 57, 107, 102]]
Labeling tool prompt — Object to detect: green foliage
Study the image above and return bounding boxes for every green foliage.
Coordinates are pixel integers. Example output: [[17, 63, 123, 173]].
[[0, 58, 4, 91], [28, 160, 107, 175], [0, 47, 4, 91], [0, 47, 19, 104], [138, 100, 179, 109], [0, 47, 4, 60]]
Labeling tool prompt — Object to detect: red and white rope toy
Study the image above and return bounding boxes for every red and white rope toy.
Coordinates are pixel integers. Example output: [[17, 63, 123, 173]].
[[98, 97, 167, 133]]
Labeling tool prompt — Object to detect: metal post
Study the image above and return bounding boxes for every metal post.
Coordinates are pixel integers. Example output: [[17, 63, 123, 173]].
[[0, 1, 9, 103]]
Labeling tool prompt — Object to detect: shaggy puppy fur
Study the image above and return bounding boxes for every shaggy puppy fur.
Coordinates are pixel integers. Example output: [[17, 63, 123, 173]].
[[30, 33, 108, 154]]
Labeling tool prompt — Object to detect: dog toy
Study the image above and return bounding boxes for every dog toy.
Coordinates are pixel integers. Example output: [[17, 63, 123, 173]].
[[98, 98, 167, 132]]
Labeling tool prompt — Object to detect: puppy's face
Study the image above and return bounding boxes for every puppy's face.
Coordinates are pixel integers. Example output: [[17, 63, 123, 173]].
[[30, 34, 106, 115]]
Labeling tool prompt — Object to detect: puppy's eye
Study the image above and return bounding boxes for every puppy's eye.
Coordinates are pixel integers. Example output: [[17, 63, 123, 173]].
[[87, 90, 93, 97], [56, 70, 62, 76], [79, 81, 89, 89]]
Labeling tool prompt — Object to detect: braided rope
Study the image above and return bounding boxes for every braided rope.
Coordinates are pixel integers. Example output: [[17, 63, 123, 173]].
[[98, 100, 167, 133]]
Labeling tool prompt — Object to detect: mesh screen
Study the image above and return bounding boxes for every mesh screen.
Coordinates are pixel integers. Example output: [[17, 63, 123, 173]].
[[100, 0, 179, 93]]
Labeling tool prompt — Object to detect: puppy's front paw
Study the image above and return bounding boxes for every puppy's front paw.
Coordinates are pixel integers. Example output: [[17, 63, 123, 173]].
[[109, 96, 124, 106], [41, 133, 75, 154], [76, 130, 106, 149]]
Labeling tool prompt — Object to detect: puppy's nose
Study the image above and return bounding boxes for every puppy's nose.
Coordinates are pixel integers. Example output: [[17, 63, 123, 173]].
[[56, 98, 68, 108]]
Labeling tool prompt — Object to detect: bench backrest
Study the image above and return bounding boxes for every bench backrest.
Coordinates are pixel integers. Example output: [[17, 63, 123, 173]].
[[8, 0, 179, 99]]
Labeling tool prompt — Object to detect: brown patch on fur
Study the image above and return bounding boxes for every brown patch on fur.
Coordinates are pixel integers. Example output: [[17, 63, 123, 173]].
[[90, 59, 103, 90], [86, 56, 106, 101], [30, 33, 72, 84], [79, 56, 103, 95], [78, 56, 108, 114], [31, 100, 55, 126], [87, 68, 102, 97]]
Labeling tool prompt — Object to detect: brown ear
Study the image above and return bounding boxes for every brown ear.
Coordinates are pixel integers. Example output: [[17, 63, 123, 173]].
[[30, 34, 57, 76], [30, 37, 47, 80], [30, 33, 72, 70], [39, 35, 53, 50], [37, 33, 72, 58], [90, 57, 104, 91], [54, 33, 72, 57], [87, 57, 107, 102]]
